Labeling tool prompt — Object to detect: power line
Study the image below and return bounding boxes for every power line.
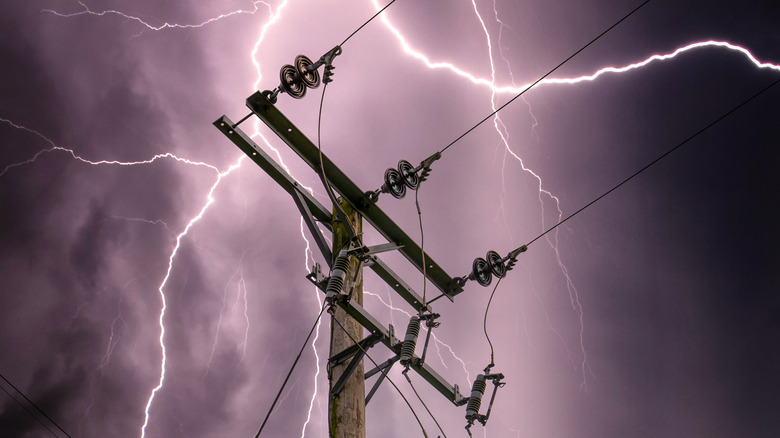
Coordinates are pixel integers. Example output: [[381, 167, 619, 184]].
[[0, 372, 72, 438], [254, 303, 327, 437], [438, 0, 652, 155], [340, 0, 398, 47], [482, 277, 504, 368], [518, 77, 780, 253], [415, 188, 429, 309], [403, 369, 448, 438], [0, 383, 58, 437], [318, 81, 360, 245]]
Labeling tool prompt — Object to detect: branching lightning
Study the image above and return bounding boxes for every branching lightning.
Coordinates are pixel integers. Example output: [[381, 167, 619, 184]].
[[22, 1, 780, 437], [141, 155, 244, 438], [0, 113, 247, 436], [42, 0, 272, 31], [375, 0, 780, 393]]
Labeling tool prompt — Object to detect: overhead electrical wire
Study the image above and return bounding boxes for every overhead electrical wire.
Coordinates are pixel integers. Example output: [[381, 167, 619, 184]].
[[415, 188, 429, 309], [512, 77, 780, 257], [340, 0, 398, 47], [403, 369, 448, 438], [313, 1, 403, 250], [437, 0, 652, 155], [254, 303, 328, 437], [482, 277, 504, 368], [0, 383, 58, 437], [330, 314, 431, 438], [0, 372, 72, 438], [317, 81, 361, 248]]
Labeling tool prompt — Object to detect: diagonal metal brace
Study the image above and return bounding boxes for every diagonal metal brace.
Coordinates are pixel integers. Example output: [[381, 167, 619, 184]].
[[291, 189, 333, 267], [329, 332, 383, 397], [364, 355, 399, 406]]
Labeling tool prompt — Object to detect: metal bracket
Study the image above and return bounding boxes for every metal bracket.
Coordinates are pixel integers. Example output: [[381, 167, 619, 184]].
[[306, 263, 328, 291], [348, 242, 403, 263], [364, 354, 399, 406], [418, 312, 440, 365], [329, 332, 383, 397], [292, 189, 334, 268]]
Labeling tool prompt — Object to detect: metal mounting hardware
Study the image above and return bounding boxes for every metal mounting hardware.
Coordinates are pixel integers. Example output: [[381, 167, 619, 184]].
[[364, 354, 399, 406], [456, 247, 527, 288], [261, 46, 341, 103], [418, 312, 441, 366], [329, 332, 383, 397], [245, 91, 464, 300], [465, 370, 506, 435], [292, 189, 334, 268]]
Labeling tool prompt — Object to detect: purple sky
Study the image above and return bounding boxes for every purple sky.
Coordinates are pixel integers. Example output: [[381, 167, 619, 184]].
[[1, 1, 779, 437]]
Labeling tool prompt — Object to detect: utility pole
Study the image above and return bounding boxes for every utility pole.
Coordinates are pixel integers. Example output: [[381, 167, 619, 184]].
[[328, 200, 365, 438], [215, 58, 473, 436]]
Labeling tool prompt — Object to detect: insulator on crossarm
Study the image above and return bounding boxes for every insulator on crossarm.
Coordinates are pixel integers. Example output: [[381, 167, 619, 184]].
[[399, 315, 421, 366], [465, 374, 487, 420], [325, 251, 350, 300]]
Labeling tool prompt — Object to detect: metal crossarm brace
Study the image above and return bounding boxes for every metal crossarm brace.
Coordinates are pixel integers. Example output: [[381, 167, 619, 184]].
[[317, 292, 466, 405], [214, 116, 332, 227], [214, 116, 435, 313], [291, 189, 333, 266], [329, 332, 383, 397], [215, 114, 466, 404], [364, 355, 399, 406], [245, 91, 464, 300]]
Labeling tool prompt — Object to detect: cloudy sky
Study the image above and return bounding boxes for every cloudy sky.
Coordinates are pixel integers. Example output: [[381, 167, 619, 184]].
[[1, 0, 778, 437]]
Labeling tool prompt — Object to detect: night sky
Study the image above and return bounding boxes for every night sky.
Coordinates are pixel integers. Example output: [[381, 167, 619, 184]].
[[1, 1, 779, 437]]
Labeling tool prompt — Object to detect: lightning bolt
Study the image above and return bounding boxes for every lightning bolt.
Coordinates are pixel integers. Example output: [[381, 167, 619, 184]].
[[141, 155, 244, 437], [31, 2, 780, 437], [42, 0, 272, 31], [376, 0, 780, 394], [1, 112, 248, 436], [298, 218, 326, 438]]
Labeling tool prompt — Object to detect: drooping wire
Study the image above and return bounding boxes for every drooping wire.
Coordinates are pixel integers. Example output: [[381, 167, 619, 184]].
[[330, 314, 430, 438], [340, 0, 398, 46], [255, 303, 327, 437], [0, 372, 71, 438], [415, 187, 428, 309], [317, 81, 361, 252], [438, 0, 652, 155], [513, 77, 780, 255], [403, 369, 448, 438], [483, 277, 504, 368]]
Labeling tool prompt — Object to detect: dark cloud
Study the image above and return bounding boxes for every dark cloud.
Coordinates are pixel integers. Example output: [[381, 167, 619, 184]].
[[1, 1, 778, 437]]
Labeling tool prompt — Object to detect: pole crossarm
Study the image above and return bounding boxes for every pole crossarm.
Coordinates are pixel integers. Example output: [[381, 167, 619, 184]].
[[245, 91, 464, 300], [213, 116, 333, 226], [319, 286, 466, 406], [215, 115, 435, 313]]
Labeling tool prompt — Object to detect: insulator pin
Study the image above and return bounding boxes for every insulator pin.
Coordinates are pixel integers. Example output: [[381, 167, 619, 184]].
[[399, 315, 421, 366]]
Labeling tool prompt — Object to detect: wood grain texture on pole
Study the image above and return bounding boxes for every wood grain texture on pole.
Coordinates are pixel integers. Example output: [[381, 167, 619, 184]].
[[329, 199, 366, 438]]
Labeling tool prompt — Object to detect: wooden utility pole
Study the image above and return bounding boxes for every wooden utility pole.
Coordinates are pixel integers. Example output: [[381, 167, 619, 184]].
[[329, 199, 365, 438], [217, 91, 467, 437]]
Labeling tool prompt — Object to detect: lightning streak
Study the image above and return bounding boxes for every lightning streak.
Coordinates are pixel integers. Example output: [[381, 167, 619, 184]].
[[33, 2, 780, 437], [299, 218, 326, 438], [141, 154, 245, 437], [42, 0, 271, 31], [377, 1, 780, 392], [1, 116, 220, 176]]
